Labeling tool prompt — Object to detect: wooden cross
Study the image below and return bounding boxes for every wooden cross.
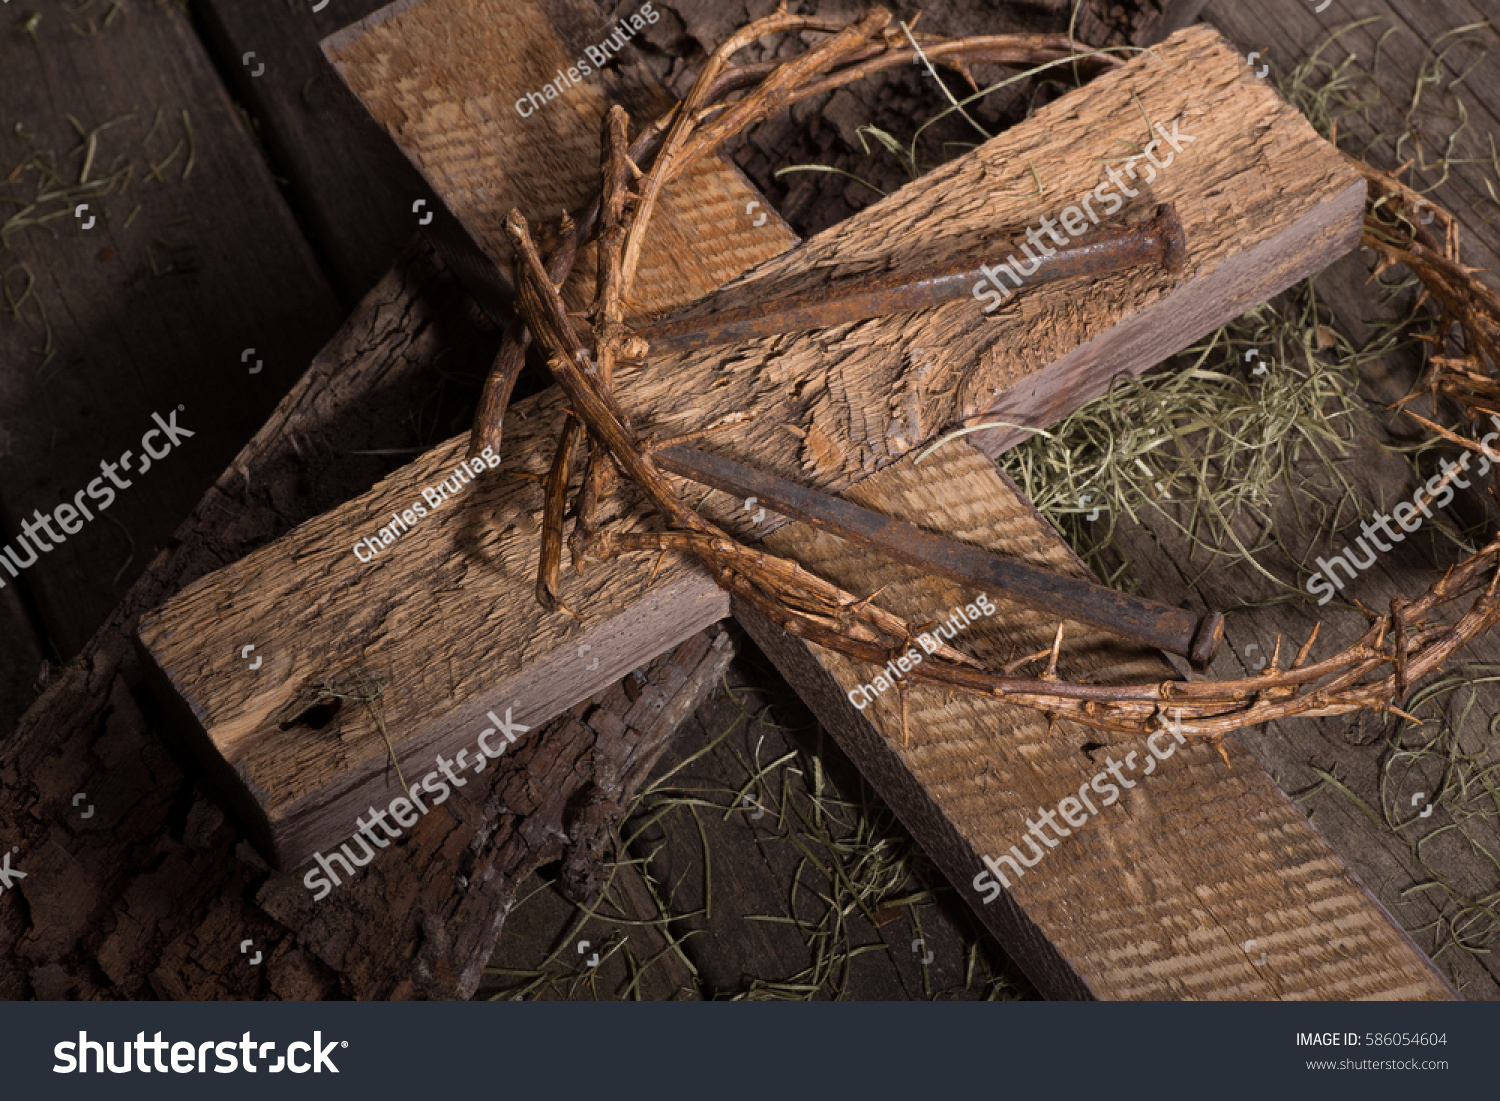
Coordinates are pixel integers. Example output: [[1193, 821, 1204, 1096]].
[[137, 0, 1454, 998]]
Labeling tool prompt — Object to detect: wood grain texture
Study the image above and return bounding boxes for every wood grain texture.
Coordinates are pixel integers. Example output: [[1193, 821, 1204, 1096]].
[[614, 0, 1201, 1003], [0, 0, 343, 656], [0, 241, 733, 999], [191, 0, 414, 305], [139, 23, 1369, 868], [649, 0, 1206, 239], [321, 0, 800, 321], [737, 441, 1457, 1000], [0, 589, 46, 734], [1117, 0, 1500, 997], [624, 658, 1028, 999], [138, 378, 730, 871], [478, 858, 703, 1000]]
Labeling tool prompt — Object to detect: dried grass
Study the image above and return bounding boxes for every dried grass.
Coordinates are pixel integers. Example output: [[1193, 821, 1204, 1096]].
[[0, 102, 197, 375], [479, 675, 1033, 1001]]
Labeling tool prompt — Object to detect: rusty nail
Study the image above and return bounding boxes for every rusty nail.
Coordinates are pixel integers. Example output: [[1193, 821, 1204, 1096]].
[[637, 203, 1187, 354], [657, 442, 1222, 667]]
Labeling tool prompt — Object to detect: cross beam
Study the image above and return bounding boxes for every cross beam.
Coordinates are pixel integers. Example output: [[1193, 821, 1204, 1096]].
[[136, 2, 1450, 997]]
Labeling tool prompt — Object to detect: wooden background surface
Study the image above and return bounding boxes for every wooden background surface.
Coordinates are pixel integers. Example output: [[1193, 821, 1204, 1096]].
[[2, 0, 1497, 999]]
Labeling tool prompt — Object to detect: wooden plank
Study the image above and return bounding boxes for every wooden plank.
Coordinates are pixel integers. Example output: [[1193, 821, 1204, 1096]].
[[477, 862, 703, 1000], [616, 0, 1199, 1005], [0, 0, 343, 656], [0, 585, 46, 734], [736, 441, 1457, 1000], [1200, 0, 1500, 276], [191, 0, 414, 305], [625, 659, 1030, 999], [139, 24, 1369, 869], [253, 623, 737, 999], [1109, 0, 1500, 996], [320, 0, 799, 322], [138, 389, 732, 870], [0, 241, 731, 999]]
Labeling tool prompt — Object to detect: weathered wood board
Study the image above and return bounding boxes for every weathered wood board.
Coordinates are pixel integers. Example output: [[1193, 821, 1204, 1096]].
[[0, 241, 732, 1000], [320, 0, 798, 322], [0, 0, 343, 657], [0, 588, 46, 735], [1129, 0, 1500, 997], [619, 659, 1026, 999], [739, 442, 1457, 999], [7, 0, 1461, 1005], [191, 0, 415, 306], [139, 23, 1368, 871]]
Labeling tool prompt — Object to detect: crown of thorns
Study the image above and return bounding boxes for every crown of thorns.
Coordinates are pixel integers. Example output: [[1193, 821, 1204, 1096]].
[[468, 5, 1500, 757]]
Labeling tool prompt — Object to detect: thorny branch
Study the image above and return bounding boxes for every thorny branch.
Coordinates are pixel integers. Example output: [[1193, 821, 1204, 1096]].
[[471, 5, 1500, 754]]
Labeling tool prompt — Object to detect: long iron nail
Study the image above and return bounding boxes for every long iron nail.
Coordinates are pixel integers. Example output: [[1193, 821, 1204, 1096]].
[[657, 442, 1223, 667], [637, 203, 1187, 354]]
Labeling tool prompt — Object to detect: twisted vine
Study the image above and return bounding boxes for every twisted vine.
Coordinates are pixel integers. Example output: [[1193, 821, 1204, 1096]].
[[470, 5, 1500, 753]]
